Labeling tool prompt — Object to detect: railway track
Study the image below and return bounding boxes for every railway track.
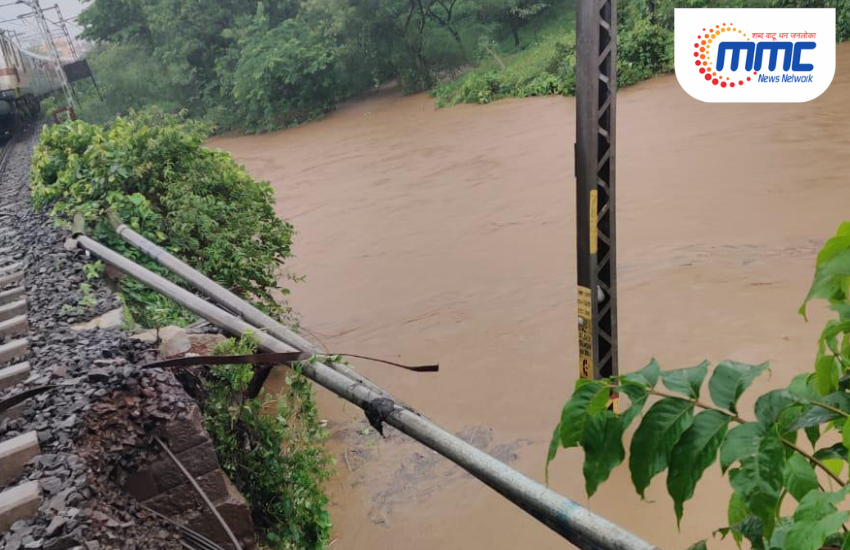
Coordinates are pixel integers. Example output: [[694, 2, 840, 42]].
[[0, 140, 10, 180], [0, 136, 40, 532]]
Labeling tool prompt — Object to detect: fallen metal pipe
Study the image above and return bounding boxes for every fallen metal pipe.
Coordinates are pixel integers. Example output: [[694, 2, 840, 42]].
[[107, 217, 393, 400], [106, 213, 314, 350], [75, 233, 661, 550]]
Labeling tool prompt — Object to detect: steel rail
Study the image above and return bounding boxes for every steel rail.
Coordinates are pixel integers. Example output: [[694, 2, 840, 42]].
[[74, 232, 661, 550], [0, 136, 16, 182]]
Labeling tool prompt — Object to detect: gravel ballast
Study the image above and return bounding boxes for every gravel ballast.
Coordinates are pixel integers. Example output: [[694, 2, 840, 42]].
[[0, 131, 195, 550]]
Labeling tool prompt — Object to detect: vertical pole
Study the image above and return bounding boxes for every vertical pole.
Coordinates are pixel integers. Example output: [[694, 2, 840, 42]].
[[575, 0, 618, 381], [23, 0, 76, 110], [53, 4, 79, 60]]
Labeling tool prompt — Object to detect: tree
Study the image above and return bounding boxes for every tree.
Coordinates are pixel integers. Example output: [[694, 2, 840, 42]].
[[426, 0, 466, 49], [214, 4, 343, 131], [75, 42, 195, 124], [478, 0, 549, 48], [79, 0, 151, 46], [548, 222, 850, 550]]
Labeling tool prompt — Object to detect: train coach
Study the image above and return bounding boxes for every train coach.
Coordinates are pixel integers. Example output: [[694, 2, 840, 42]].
[[0, 32, 63, 136]]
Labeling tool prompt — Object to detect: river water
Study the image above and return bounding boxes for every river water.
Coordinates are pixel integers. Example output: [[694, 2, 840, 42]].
[[208, 45, 850, 549]]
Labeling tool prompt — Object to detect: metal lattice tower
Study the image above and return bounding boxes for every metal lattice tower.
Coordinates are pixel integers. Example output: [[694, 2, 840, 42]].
[[20, 0, 76, 110], [53, 4, 79, 60], [575, 0, 617, 380]]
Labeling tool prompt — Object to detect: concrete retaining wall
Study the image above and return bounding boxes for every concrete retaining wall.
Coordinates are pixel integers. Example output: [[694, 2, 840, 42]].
[[124, 404, 257, 550]]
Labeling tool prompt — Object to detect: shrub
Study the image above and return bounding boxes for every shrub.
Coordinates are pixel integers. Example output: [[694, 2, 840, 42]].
[[202, 334, 332, 550], [73, 43, 195, 126], [30, 109, 295, 326], [214, 5, 343, 132], [432, 32, 576, 105], [617, 17, 673, 88]]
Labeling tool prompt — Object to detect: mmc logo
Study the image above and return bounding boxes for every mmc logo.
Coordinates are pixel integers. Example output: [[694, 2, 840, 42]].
[[717, 42, 815, 73], [676, 9, 835, 102]]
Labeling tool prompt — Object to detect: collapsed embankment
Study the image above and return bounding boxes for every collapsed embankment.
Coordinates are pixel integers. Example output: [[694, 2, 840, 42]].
[[0, 131, 256, 550]]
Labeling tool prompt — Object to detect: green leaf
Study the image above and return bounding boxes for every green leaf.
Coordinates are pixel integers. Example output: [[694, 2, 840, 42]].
[[784, 454, 819, 503], [661, 360, 709, 399], [817, 226, 850, 267], [622, 359, 661, 388], [767, 517, 792, 550], [581, 411, 626, 496], [708, 361, 769, 413], [797, 392, 850, 427], [684, 542, 708, 550], [667, 410, 730, 524], [618, 360, 660, 413], [729, 428, 786, 538], [545, 426, 560, 484], [755, 390, 799, 425], [727, 493, 748, 548], [815, 355, 839, 395], [843, 422, 850, 454], [557, 380, 610, 449], [822, 458, 844, 477], [620, 391, 648, 429], [814, 443, 847, 478], [800, 249, 850, 318], [735, 516, 767, 550], [721, 422, 766, 473], [788, 373, 818, 401], [788, 403, 841, 432], [783, 487, 850, 550], [776, 404, 805, 441], [805, 425, 821, 447], [629, 397, 695, 498]]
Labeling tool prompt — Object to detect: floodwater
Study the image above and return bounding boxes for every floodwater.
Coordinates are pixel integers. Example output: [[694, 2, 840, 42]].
[[208, 44, 850, 550]]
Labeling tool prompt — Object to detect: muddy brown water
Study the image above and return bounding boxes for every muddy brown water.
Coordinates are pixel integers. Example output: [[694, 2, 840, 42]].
[[209, 44, 850, 549]]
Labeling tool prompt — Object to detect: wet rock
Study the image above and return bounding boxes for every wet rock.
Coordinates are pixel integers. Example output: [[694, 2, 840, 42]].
[[135, 326, 191, 358], [42, 537, 77, 550], [70, 309, 123, 332], [44, 517, 66, 538]]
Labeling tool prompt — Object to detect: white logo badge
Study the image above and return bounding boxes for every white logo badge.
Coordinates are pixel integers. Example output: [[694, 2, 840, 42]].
[[675, 9, 835, 102]]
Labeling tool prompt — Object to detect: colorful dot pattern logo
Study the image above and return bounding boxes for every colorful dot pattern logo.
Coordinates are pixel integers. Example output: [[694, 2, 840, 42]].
[[694, 23, 756, 89]]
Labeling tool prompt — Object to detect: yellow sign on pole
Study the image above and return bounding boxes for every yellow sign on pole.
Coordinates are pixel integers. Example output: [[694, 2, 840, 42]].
[[577, 285, 593, 378], [589, 189, 598, 255]]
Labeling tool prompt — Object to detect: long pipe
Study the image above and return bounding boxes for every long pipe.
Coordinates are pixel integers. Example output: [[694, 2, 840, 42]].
[[107, 216, 393, 401], [75, 233, 661, 550], [106, 214, 311, 350]]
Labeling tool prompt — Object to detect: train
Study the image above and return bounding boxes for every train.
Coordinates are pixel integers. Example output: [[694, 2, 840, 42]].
[[0, 32, 64, 136]]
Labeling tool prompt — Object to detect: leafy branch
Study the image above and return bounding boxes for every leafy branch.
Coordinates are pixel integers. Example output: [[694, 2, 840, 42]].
[[642, 385, 846, 487], [548, 222, 850, 550]]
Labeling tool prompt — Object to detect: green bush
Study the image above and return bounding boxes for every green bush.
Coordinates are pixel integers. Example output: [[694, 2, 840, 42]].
[[30, 109, 295, 326], [433, 31, 575, 105], [213, 5, 343, 132], [203, 334, 332, 550], [617, 17, 673, 88], [74, 42, 196, 125], [432, 2, 577, 106]]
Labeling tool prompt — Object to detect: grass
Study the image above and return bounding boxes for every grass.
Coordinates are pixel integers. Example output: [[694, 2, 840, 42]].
[[432, 0, 677, 106], [433, 2, 577, 106]]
